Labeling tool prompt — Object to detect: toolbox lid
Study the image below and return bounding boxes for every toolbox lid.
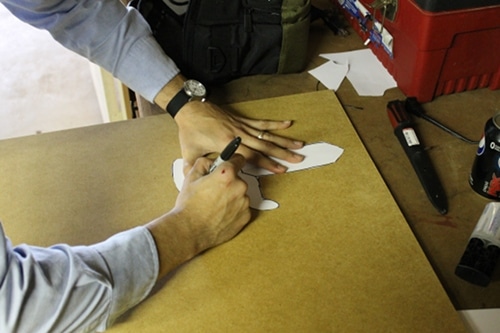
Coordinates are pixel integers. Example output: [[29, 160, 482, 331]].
[[414, 0, 500, 12]]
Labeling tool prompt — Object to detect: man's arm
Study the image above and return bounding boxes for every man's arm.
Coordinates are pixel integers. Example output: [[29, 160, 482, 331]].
[[0, 225, 158, 332], [0, 0, 306, 172], [0, 0, 178, 102], [0, 155, 251, 332]]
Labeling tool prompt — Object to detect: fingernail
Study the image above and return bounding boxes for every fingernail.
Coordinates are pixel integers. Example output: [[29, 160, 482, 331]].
[[276, 164, 288, 173], [293, 140, 304, 147], [293, 153, 305, 162]]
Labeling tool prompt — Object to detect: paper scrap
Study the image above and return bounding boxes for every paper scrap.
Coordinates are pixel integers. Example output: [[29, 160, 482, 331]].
[[309, 48, 397, 96], [172, 142, 344, 211], [308, 60, 348, 91]]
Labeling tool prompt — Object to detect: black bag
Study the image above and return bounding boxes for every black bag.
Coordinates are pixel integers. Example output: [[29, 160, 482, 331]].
[[130, 0, 311, 84]]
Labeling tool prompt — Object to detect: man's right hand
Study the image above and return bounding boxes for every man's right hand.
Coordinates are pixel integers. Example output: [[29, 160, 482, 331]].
[[146, 154, 251, 280]]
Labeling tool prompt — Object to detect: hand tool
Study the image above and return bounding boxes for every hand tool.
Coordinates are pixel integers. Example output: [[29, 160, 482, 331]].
[[387, 100, 448, 215]]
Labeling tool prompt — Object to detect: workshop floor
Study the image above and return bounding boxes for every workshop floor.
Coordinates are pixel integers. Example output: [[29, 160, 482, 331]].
[[0, 5, 102, 141]]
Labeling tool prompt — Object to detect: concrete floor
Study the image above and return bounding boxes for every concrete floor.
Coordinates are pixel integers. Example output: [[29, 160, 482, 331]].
[[0, 5, 102, 141]]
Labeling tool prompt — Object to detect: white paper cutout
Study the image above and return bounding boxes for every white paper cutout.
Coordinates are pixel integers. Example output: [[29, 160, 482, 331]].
[[242, 142, 344, 176], [309, 49, 397, 96], [308, 60, 348, 91], [172, 142, 344, 211], [172, 158, 280, 210]]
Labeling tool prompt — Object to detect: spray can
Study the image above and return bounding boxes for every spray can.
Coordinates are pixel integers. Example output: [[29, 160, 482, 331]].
[[455, 202, 500, 287], [469, 113, 500, 199]]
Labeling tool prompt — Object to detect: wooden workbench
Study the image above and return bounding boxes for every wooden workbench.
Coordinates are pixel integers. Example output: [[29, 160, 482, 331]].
[[0, 91, 466, 331], [205, 3, 500, 310], [134, 2, 500, 310]]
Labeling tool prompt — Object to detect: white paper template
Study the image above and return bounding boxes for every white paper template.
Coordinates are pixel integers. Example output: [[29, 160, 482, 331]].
[[242, 142, 344, 176], [172, 142, 344, 211]]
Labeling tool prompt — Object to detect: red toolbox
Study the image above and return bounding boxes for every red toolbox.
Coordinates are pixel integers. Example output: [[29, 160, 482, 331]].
[[334, 0, 500, 102]]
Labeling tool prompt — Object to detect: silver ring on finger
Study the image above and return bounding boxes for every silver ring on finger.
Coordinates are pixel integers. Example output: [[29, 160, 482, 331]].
[[257, 130, 266, 140]]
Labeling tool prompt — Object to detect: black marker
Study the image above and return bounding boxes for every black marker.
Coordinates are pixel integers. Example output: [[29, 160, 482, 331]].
[[209, 137, 242, 173], [387, 100, 448, 215]]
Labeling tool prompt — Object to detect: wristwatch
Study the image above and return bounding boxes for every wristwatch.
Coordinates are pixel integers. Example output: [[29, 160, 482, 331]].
[[166, 79, 207, 118]]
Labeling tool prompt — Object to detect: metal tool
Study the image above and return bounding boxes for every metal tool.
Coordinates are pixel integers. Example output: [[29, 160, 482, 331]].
[[387, 100, 448, 215], [405, 97, 479, 145]]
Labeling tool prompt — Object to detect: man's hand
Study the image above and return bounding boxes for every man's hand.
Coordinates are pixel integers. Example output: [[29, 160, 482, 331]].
[[146, 154, 250, 280], [154, 74, 305, 174], [175, 100, 305, 174]]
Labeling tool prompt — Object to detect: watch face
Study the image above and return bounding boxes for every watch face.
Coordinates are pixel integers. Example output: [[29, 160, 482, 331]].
[[184, 80, 206, 98]]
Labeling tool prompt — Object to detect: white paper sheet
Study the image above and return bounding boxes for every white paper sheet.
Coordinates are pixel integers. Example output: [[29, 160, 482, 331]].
[[172, 142, 344, 211], [307, 61, 348, 91], [309, 49, 397, 96]]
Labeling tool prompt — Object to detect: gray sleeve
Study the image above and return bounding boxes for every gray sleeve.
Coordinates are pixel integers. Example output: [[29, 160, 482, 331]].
[[0, 224, 159, 332], [1, 0, 180, 102]]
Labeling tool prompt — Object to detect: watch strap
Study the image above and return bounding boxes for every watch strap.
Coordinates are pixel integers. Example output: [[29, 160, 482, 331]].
[[166, 89, 190, 118]]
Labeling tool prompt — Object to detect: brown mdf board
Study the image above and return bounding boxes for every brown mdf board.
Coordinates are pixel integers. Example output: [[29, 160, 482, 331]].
[[0, 91, 465, 332]]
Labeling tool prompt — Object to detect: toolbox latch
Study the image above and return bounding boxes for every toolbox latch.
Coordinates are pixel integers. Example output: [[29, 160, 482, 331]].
[[370, 0, 397, 21]]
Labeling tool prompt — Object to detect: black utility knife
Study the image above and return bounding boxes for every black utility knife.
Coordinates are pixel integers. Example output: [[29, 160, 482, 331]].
[[387, 100, 448, 215]]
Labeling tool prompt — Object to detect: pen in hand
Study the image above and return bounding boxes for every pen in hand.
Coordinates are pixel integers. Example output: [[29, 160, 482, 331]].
[[208, 137, 242, 173]]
